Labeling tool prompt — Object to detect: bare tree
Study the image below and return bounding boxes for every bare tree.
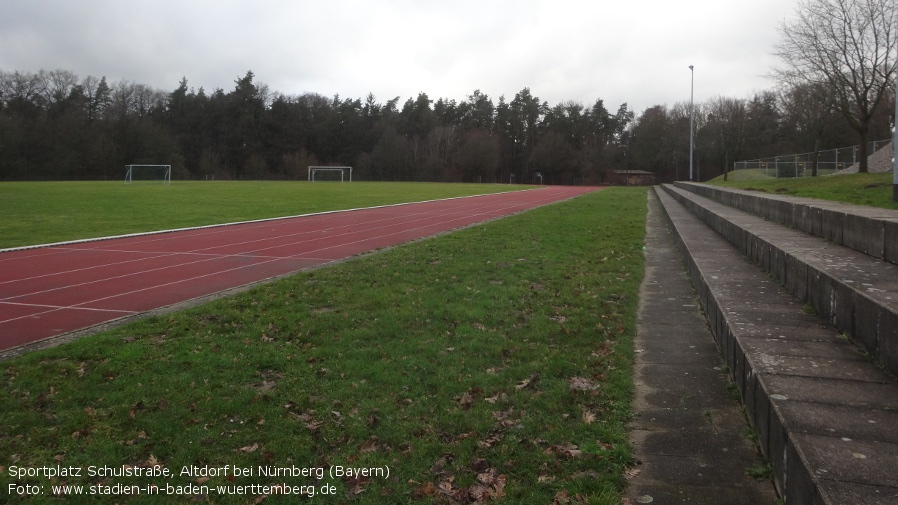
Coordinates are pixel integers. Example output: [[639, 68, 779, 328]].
[[42, 69, 79, 106], [779, 82, 839, 175], [773, 0, 896, 173], [425, 125, 458, 180], [705, 96, 748, 181], [0, 70, 46, 108]]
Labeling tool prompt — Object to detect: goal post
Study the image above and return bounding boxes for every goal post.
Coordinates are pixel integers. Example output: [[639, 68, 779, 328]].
[[125, 165, 172, 185], [308, 166, 352, 182]]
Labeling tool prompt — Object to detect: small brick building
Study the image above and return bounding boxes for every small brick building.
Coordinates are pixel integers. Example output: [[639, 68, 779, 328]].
[[604, 170, 657, 186]]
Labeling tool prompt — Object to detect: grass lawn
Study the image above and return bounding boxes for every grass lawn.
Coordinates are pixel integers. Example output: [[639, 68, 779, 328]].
[[0, 181, 533, 249], [707, 172, 898, 210], [0, 186, 647, 504], [718, 168, 839, 182]]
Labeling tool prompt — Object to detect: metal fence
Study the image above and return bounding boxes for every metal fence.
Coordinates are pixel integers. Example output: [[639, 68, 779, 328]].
[[732, 139, 892, 178]]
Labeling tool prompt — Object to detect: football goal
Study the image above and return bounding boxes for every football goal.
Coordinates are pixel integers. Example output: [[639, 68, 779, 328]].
[[125, 165, 171, 185], [308, 166, 352, 182]]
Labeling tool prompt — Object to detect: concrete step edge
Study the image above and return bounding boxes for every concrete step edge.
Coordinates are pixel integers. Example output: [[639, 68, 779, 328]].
[[661, 183, 898, 378], [672, 181, 898, 265], [653, 186, 898, 505]]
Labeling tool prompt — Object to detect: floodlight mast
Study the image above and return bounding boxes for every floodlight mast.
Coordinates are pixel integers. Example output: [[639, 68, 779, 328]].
[[893, 8, 897, 201], [689, 65, 695, 182], [892, 9, 898, 202]]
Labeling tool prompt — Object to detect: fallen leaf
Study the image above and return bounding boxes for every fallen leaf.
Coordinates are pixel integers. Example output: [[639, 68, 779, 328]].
[[419, 482, 435, 496], [359, 436, 379, 453], [515, 374, 539, 390], [569, 377, 597, 391], [548, 443, 582, 459], [438, 479, 456, 495], [582, 410, 596, 424], [477, 431, 503, 449], [553, 489, 571, 504], [238, 443, 259, 453], [429, 454, 454, 476], [491, 474, 507, 500], [128, 401, 144, 419], [254, 381, 276, 393], [484, 392, 503, 403], [346, 476, 371, 495], [470, 482, 490, 501], [456, 392, 474, 410]]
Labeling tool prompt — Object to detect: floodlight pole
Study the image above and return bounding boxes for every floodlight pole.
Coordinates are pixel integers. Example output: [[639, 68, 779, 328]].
[[894, 72, 897, 200], [689, 65, 695, 182], [893, 9, 898, 201]]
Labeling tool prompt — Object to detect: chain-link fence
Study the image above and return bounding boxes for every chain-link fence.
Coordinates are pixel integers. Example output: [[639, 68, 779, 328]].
[[732, 139, 892, 178]]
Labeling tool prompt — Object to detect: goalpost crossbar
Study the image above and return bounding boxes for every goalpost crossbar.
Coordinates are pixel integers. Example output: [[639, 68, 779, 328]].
[[308, 166, 353, 182], [125, 165, 172, 185]]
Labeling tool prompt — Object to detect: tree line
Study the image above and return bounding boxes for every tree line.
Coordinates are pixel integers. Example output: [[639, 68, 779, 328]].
[[629, 88, 893, 182], [0, 69, 634, 184], [0, 66, 892, 184]]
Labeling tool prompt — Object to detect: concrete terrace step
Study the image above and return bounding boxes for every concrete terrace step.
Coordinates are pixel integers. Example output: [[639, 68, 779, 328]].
[[672, 181, 898, 265], [653, 186, 898, 504], [661, 183, 898, 377], [625, 190, 778, 504]]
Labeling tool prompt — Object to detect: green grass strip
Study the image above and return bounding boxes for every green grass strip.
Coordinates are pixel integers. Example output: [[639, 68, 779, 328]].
[[708, 172, 898, 210], [0, 181, 531, 249], [0, 187, 647, 504]]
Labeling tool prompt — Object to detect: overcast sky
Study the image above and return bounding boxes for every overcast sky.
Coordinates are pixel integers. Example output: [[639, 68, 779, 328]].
[[1, 0, 799, 114]]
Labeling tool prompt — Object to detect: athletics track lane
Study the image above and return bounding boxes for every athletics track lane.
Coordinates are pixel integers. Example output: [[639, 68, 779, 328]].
[[0, 186, 601, 352]]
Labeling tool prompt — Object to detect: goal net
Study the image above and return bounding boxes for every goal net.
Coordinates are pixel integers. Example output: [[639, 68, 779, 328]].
[[125, 165, 171, 185], [308, 166, 352, 182]]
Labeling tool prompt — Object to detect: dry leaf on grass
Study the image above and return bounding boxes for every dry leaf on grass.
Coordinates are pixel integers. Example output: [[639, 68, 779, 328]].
[[456, 391, 474, 410], [547, 443, 582, 459], [358, 436, 379, 453], [569, 376, 598, 391], [581, 409, 596, 424], [515, 374, 539, 390], [238, 443, 259, 453]]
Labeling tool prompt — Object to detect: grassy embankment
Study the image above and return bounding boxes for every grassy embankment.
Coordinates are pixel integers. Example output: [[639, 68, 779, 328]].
[[708, 171, 898, 210], [0, 184, 648, 504]]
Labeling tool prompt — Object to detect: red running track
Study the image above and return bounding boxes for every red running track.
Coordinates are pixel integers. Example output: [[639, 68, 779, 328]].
[[0, 186, 601, 352]]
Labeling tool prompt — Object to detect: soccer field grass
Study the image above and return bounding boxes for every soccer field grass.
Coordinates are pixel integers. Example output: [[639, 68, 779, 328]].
[[0, 181, 534, 249]]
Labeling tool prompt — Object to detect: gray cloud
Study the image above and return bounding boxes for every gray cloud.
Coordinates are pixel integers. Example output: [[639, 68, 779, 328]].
[[1, 0, 798, 112]]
